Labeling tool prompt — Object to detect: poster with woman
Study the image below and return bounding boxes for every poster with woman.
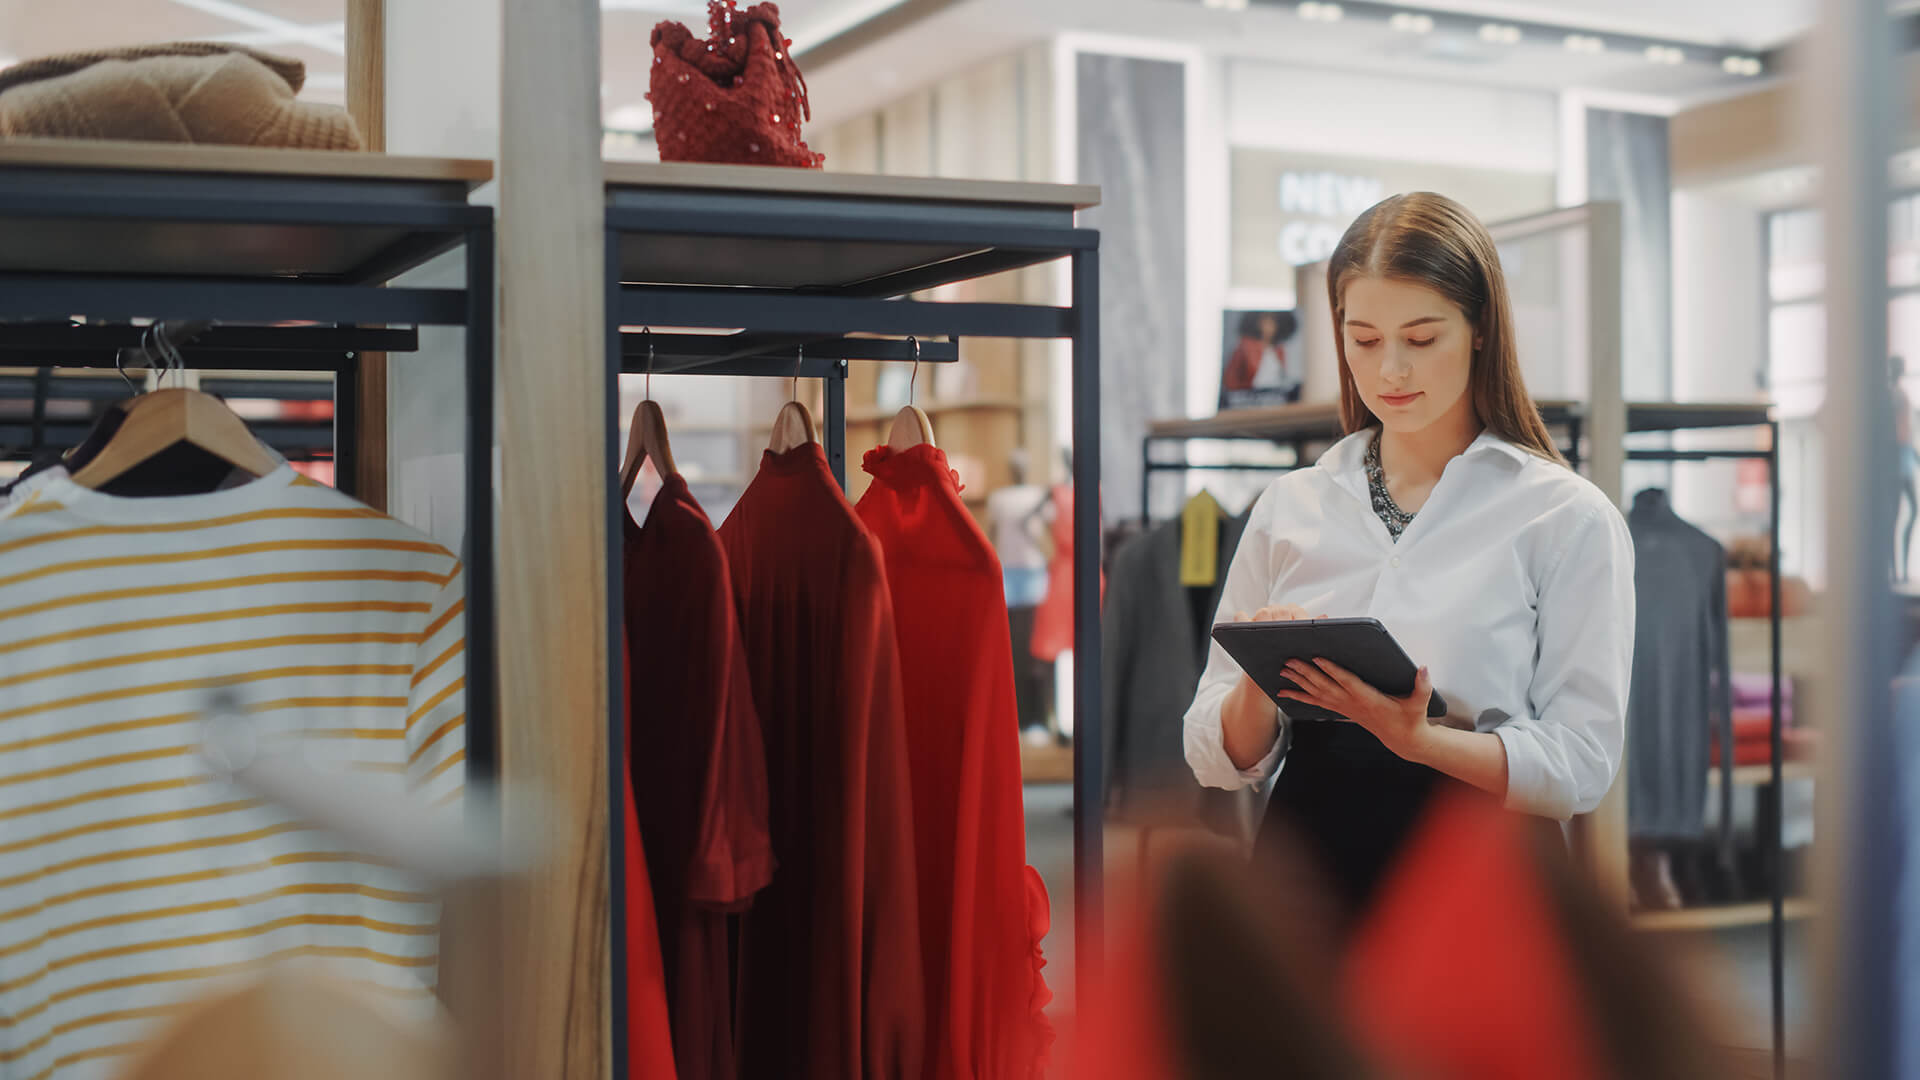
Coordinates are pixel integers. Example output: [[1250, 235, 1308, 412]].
[[1219, 309, 1303, 410]]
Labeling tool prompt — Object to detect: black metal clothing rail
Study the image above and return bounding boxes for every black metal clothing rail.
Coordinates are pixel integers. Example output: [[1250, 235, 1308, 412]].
[[0, 327, 423, 468], [0, 160, 497, 776], [600, 174, 1100, 1073]]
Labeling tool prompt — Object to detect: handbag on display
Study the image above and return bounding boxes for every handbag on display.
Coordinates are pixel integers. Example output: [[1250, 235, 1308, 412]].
[[648, 0, 825, 169]]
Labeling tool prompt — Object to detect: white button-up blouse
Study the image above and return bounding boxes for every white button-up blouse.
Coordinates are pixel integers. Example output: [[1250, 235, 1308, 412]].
[[1183, 429, 1636, 820]]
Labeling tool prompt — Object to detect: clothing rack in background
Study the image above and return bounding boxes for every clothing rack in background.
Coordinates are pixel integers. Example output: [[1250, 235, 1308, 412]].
[[0, 138, 498, 770], [598, 163, 1102, 1066], [1139, 397, 1792, 1066]]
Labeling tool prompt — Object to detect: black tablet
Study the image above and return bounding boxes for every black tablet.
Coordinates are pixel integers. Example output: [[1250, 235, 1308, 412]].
[[1210, 617, 1448, 722]]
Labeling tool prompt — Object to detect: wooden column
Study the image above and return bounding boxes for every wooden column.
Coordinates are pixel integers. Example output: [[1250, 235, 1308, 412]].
[[498, 1, 610, 1078], [346, 0, 389, 509]]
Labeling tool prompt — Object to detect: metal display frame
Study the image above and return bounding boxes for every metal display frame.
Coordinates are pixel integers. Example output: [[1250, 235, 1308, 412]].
[[0, 159, 498, 773], [599, 170, 1101, 1065]]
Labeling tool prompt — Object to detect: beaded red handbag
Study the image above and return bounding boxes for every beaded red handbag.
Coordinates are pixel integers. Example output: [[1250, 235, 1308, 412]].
[[648, 0, 824, 169]]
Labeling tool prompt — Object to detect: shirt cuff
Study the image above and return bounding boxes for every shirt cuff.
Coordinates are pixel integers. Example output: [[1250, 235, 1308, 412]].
[[1493, 723, 1566, 820], [1236, 718, 1287, 785]]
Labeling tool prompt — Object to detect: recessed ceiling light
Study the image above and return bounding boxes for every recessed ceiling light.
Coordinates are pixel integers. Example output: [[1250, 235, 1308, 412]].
[[1299, 2, 1344, 23], [1644, 44, 1686, 64], [1722, 55, 1762, 76], [1564, 34, 1605, 54], [1478, 22, 1521, 45], [1390, 12, 1434, 33]]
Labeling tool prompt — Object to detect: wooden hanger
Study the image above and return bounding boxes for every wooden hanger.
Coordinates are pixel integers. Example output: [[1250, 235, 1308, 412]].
[[619, 332, 677, 496], [886, 335, 935, 452], [768, 345, 818, 453], [71, 387, 279, 490]]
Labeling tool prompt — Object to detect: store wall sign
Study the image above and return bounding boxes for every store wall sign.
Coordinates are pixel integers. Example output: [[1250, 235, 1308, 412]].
[[1232, 149, 1555, 293]]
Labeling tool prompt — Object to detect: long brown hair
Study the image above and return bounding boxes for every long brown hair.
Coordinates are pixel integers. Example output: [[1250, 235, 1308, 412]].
[[1325, 192, 1563, 463]]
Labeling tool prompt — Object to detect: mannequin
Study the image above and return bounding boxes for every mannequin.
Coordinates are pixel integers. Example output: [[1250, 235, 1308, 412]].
[[986, 448, 1052, 739]]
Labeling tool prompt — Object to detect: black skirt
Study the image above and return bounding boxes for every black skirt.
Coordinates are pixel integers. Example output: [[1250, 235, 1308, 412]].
[[1254, 719, 1559, 918]]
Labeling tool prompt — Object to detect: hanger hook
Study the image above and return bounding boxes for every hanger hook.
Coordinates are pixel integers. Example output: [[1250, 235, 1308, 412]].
[[160, 322, 183, 388], [115, 341, 138, 395], [908, 336, 920, 405], [793, 343, 804, 402], [642, 327, 654, 401]]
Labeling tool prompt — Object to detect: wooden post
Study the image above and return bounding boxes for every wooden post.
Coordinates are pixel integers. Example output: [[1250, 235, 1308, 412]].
[[346, 0, 389, 510], [498, 1, 611, 1078]]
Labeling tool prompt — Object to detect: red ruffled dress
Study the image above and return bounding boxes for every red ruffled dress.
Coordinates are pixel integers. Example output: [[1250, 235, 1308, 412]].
[[856, 444, 1055, 1079]]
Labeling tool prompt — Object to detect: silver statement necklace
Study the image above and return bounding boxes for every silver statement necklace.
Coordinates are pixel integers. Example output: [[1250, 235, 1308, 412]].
[[1364, 435, 1416, 542]]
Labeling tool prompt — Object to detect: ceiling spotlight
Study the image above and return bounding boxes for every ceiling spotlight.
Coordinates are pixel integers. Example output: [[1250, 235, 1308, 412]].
[[1299, 2, 1344, 22], [1478, 22, 1521, 45], [1390, 12, 1434, 33], [1722, 54, 1762, 76], [1563, 33, 1605, 54], [1644, 44, 1685, 64]]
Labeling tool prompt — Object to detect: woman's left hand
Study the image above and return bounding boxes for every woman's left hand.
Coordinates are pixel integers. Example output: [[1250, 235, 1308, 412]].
[[1277, 658, 1435, 762]]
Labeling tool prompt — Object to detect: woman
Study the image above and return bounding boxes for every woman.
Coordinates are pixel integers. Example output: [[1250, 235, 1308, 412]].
[[1184, 192, 1635, 913], [1222, 311, 1302, 401]]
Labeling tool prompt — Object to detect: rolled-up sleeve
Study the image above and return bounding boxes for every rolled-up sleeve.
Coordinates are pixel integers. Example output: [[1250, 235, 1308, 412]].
[[1183, 495, 1286, 790], [1494, 502, 1636, 819]]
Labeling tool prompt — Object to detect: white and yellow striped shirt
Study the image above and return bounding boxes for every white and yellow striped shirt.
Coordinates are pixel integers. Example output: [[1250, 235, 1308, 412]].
[[0, 465, 466, 1080]]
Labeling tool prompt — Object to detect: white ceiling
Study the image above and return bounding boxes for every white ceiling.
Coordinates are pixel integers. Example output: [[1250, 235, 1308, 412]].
[[1396, 0, 1813, 49], [0, 0, 1843, 133]]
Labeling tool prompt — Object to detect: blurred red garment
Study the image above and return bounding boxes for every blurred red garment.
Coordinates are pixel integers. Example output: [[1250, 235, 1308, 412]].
[[719, 444, 925, 1080], [857, 445, 1054, 1079], [625, 475, 775, 1080], [1029, 484, 1102, 664], [1343, 796, 1606, 1080], [1067, 898, 1181, 1080], [623, 644, 683, 1080]]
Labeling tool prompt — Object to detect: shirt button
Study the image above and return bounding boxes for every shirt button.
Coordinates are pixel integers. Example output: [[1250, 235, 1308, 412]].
[[1390, 556, 1401, 568]]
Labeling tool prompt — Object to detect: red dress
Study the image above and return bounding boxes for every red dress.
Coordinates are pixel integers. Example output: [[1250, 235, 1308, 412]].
[[856, 445, 1054, 1080], [625, 475, 776, 1080], [1028, 484, 1100, 663], [622, 643, 684, 1080], [718, 444, 926, 1080]]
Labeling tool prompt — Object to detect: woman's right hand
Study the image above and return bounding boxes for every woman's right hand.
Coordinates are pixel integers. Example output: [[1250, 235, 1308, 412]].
[[1220, 603, 1318, 770]]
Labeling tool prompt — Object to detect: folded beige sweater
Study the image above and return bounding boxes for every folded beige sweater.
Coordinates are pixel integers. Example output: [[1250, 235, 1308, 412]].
[[0, 42, 361, 150]]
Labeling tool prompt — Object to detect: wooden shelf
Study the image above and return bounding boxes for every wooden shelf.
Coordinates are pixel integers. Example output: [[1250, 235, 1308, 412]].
[[604, 159, 1099, 210], [1020, 743, 1073, 783], [1633, 898, 1815, 932], [0, 142, 489, 281], [0, 138, 493, 185]]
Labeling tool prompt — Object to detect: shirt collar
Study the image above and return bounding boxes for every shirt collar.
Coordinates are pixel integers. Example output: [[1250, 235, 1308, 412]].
[[1321, 427, 1533, 480]]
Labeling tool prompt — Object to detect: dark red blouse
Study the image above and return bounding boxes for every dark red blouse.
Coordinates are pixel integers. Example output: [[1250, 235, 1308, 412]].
[[718, 444, 926, 1080], [625, 475, 775, 1080]]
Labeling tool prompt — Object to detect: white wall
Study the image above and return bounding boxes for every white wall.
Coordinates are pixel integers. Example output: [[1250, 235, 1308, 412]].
[[1191, 61, 1559, 416], [382, 0, 505, 547], [1668, 187, 1773, 545]]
